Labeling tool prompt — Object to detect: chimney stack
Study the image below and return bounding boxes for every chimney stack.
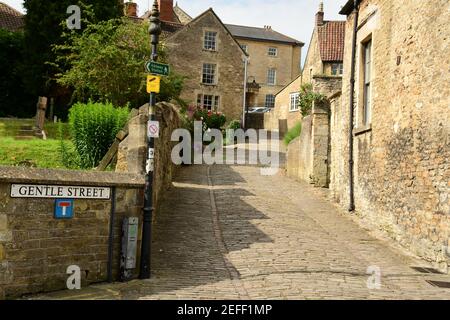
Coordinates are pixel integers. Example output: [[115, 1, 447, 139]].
[[316, 2, 324, 26], [158, 0, 174, 22], [124, 1, 137, 18]]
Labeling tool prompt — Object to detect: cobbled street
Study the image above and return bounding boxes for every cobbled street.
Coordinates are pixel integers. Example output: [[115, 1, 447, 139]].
[[28, 162, 450, 300]]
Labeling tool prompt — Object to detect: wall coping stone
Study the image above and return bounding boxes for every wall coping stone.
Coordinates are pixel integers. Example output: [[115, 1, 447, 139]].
[[312, 75, 343, 80], [0, 166, 145, 188]]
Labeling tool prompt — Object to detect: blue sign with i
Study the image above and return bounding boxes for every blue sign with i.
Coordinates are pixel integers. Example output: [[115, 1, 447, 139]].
[[54, 199, 74, 219]]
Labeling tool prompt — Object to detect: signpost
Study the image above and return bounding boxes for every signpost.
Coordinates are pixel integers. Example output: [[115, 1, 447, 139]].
[[140, 0, 163, 280], [145, 61, 170, 76]]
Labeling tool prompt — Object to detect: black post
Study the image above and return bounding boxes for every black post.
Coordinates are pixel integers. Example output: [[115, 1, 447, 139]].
[[348, 0, 359, 213], [139, 0, 161, 280]]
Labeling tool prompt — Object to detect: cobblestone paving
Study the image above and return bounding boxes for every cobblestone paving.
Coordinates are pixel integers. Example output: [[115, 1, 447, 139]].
[[29, 164, 450, 300]]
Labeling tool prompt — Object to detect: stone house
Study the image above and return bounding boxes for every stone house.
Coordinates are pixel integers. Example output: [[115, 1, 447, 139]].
[[164, 8, 247, 121], [136, 0, 304, 122], [0, 2, 24, 32], [331, 0, 450, 271], [226, 24, 303, 110], [265, 3, 344, 136]]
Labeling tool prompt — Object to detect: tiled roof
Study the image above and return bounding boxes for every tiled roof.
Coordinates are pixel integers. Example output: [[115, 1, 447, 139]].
[[173, 3, 192, 25], [225, 24, 304, 45], [0, 2, 24, 32], [317, 21, 345, 62]]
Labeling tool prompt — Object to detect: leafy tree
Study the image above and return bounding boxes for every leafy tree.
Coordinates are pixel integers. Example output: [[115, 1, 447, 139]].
[[0, 29, 34, 117], [298, 83, 326, 117], [54, 18, 185, 108], [22, 0, 123, 98]]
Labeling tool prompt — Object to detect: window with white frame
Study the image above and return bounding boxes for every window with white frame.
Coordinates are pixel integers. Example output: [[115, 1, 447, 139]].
[[289, 93, 300, 112], [331, 63, 343, 75], [268, 47, 277, 57], [202, 63, 216, 84], [204, 31, 217, 51], [240, 44, 248, 53], [197, 94, 220, 111], [362, 39, 372, 126], [267, 68, 276, 85], [265, 94, 275, 108]]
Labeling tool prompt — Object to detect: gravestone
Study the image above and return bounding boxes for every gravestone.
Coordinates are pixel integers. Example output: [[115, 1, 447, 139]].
[[34, 97, 47, 139]]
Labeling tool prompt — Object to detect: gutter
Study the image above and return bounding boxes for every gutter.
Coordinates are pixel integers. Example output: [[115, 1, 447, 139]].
[[243, 56, 249, 129], [347, 0, 360, 212]]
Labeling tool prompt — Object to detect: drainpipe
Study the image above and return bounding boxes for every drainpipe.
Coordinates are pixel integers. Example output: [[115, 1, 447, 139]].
[[242, 57, 248, 129], [348, 0, 359, 212]]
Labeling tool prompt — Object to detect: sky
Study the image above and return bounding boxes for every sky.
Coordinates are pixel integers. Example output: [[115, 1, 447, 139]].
[[4, 0, 349, 64]]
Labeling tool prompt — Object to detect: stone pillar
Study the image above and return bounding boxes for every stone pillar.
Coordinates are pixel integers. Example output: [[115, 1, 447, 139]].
[[311, 99, 330, 187]]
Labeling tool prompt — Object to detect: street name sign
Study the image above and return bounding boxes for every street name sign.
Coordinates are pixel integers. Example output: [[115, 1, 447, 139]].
[[147, 75, 161, 93], [10, 184, 111, 199], [145, 61, 170, 76]]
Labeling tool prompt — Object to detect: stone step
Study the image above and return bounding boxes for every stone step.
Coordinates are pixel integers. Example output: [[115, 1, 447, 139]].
[[20, 125, 34, 130], [17, 129, 35, 135], [14, 136, 35, 140]]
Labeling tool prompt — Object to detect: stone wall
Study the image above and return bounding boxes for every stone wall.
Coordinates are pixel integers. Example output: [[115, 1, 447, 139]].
[[0, 102, 183, 298], [312, 75, 342, 97], [116, 102, 181, 214], [0, 168, 145, 299], [332, 0, 450, 271], [285, 100, 330, 187]]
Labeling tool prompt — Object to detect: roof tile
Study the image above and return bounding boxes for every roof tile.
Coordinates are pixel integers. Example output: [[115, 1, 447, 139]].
[[225, 24, 304, 45], [317, 21, 345, 62], [0, 2, 24, 32]]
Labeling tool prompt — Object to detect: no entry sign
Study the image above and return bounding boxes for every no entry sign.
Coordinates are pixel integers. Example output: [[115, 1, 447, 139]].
[[148, 121, 160, 138]]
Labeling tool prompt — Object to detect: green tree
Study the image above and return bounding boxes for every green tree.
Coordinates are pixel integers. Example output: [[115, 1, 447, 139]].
[[54, 18, 185, 108], [22, 0, 123, 97], [0, 29, 34, 117], [298, 83, 326, 117]]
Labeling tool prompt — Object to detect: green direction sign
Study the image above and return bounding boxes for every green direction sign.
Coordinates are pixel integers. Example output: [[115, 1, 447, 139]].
[[145, 61, 170, 76]]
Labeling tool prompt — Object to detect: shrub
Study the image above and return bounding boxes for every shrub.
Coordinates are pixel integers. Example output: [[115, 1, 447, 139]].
[[283, 122, 302, 146], [298, 83, 326, 117], [181, 105, 227, 133], [68, 101, 129, 169], [58, 121, 80, 169], [227, 120, 241, 130]]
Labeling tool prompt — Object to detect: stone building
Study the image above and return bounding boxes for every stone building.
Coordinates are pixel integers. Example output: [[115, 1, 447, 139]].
[[331, 0, 450, 271], [302, 2, 345, 84], [164, 9, 247, 121], [265, 3, 344, 135], [226, 24, 303, 110], [137, 0, 304, 122], [0, 2, 24, 32]]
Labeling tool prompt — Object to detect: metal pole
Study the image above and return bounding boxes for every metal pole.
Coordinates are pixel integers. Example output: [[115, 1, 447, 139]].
[[139, 0, 161, 280], [107, 187, 116, 282], [242, 57, 248, 130]]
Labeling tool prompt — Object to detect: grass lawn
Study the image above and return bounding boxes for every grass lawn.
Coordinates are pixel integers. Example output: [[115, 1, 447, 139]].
[[0, 137, 73, 169], [0, 118, 70, 139]]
